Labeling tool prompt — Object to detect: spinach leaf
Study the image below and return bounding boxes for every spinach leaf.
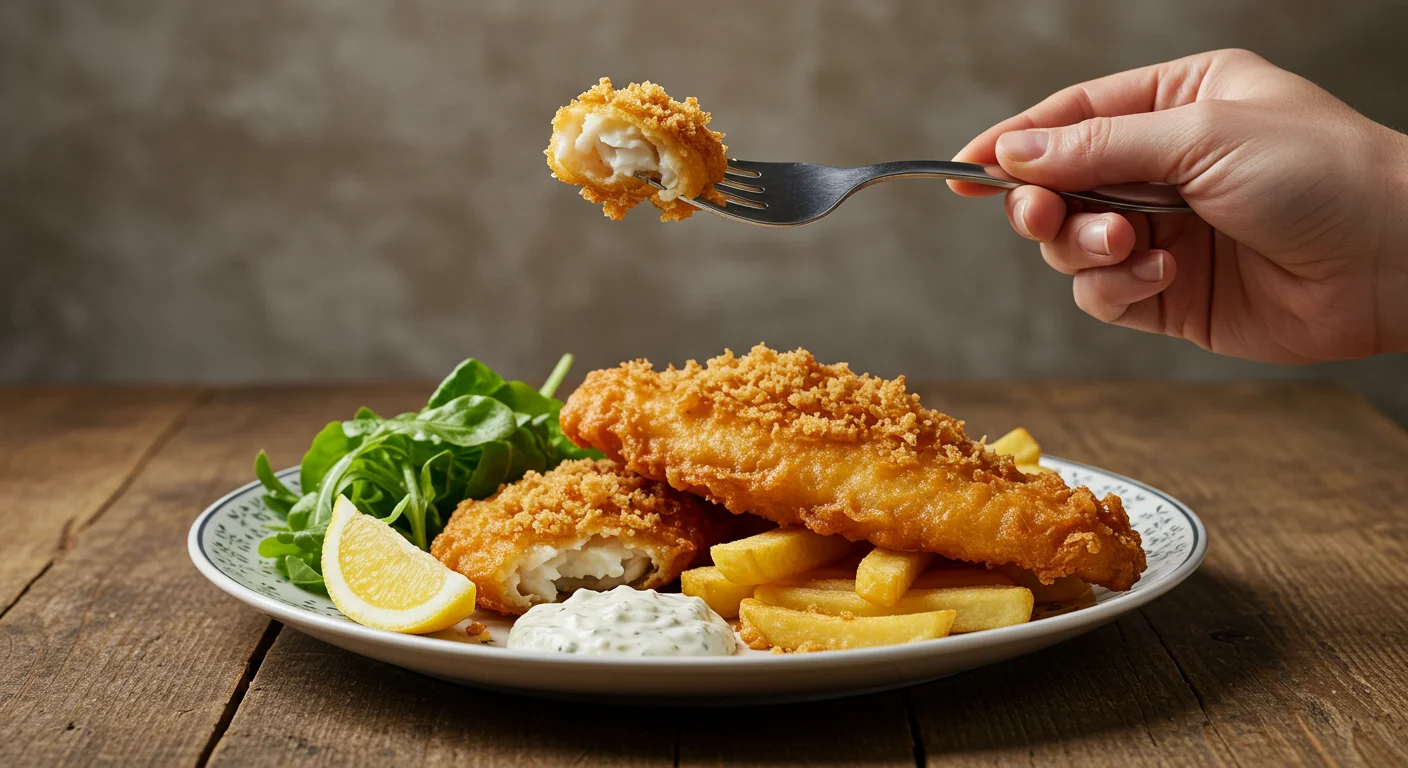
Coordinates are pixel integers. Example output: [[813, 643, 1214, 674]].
[[376, 395, 517, 448], [463, 440, 512, 499], [427, 359, 506, 408]]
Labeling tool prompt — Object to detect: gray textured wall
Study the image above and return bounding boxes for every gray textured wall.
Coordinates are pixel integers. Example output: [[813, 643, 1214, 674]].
[[3, 0, 1406, 422]]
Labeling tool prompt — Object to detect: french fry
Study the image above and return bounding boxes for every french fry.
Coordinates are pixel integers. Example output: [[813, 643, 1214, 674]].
[[754, 583, 1034, 633], [738, 599, 955, 652], [710, 527, 853, 585], [855, 548, 934, 606], [990, 427, 1041, 464], [989, 427, 1056, 474], [679, 566, 754, 619], [912, 568, 1016, 589], [998, 564, 1093, 603]]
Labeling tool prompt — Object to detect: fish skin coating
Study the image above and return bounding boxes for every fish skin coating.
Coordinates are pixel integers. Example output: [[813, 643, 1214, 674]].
[[546, 77, 727, 222], [560, 345, 1147, 592], [430, 458, 739, 615]]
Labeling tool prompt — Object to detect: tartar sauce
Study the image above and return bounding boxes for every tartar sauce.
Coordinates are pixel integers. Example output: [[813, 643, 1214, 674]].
[[506, 585, 737, 657]]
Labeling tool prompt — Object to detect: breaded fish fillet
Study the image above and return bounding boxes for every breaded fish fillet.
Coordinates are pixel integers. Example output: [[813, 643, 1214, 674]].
[[430, 458, 736, 615], [546, 77, 727, 222], [560, 345, 1147, 591]]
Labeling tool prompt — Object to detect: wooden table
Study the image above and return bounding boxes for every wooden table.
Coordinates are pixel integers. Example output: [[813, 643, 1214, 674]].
[[2, 382, 1406, 766]]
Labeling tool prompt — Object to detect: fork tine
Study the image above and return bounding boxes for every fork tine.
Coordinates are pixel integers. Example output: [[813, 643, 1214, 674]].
[[634, 171, 778, 224], [716, 191, 767, 209], [724, 160, 766, 177], [716, 178, 764, 194]]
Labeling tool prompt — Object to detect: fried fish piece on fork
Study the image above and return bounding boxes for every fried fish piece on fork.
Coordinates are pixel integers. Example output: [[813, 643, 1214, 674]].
[[546, 77, 727, 221], [560, 345, 1146, 591]]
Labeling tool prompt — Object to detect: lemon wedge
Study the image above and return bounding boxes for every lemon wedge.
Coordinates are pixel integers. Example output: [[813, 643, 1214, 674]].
[[322, 495, 477, 633]]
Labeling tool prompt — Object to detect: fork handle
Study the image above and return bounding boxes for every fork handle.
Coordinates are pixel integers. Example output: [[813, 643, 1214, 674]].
[[861, 161, 1192, 214]]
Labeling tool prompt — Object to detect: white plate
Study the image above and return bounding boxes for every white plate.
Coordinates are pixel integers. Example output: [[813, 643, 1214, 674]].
[[188, 458, 1205, 704]]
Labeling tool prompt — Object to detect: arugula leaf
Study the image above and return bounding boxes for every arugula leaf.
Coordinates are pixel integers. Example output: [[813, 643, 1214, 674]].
[[258, 537, 303, 559], [300, 422, 356, 492], [283, 555, 326, 593], [254, 451, 300, 516]]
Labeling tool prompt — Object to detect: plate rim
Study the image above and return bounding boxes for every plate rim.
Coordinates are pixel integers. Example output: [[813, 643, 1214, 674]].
[[188, 457, 1206, 671]]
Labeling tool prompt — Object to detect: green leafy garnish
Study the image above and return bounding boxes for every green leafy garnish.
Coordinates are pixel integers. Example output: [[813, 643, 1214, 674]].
[[252, 353, 600, 593]]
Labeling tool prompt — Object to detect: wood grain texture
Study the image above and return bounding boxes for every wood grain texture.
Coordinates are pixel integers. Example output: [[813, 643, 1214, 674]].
[[0, 385, 427, 767], [209, 630, 676, 767], [0, 386, 204, 612], [2, 381, 1406, 767], [678, 691, 917, 767], [912, 381, 1408, 767]]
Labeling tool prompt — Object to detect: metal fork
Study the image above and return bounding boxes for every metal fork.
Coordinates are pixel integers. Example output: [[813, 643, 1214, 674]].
[[636, 160, 1189, 227]]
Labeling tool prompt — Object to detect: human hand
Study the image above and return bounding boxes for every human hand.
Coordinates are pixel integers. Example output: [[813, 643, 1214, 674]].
[[951, 49, 1408, 363]]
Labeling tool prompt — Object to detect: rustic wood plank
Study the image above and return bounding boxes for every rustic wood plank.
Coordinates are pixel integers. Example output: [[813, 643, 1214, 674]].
[[911, 381, 1408, 767], [6, 380, 1404, 766], [677, 691, 917, 767], [208, 630, 675, 767], [0, 385, 428, 767], [907, 616, 1234, 767], [0, 386, 204, 612]]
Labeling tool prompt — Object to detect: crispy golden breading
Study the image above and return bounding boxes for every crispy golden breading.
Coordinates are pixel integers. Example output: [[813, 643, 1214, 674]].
[[430, 459, 737, 615], [560, 345, 1147, 592], [546, 77, 727, 221]]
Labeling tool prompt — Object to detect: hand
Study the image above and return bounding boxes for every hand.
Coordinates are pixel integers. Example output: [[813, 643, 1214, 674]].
[[951, 49, 1408, 363]]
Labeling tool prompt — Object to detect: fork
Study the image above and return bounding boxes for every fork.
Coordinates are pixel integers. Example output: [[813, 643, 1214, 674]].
[[636, 160, 1190, 227]]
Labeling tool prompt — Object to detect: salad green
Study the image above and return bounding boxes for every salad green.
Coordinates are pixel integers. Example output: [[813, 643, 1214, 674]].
[[253, 354, 599, 594]]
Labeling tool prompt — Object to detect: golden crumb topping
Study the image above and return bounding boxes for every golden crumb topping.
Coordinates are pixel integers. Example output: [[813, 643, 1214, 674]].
[[647, 344, 984, 467], [477, 458, 696, 539]]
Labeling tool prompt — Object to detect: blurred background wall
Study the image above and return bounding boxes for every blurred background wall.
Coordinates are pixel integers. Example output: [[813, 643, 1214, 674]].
[[2, 0, 1406, 422]]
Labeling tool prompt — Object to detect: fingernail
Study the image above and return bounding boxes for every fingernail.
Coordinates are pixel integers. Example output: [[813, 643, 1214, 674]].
[[1131, 251, 1166, 282], [1013, 198, 1034, 239], [998, 130, 1049, 163], [1077, 219, 1111, 256]]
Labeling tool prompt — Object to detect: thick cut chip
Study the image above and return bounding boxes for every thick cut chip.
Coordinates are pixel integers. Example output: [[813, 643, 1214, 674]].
[[680, 566, 755, 619], [856, 548, 934, 606], [710, 527, 853, 586], [738, 599, 955, 652], [912, 568, 1017, 589], [755, 582, 1033, 634], [989, 427, 1055, 475]]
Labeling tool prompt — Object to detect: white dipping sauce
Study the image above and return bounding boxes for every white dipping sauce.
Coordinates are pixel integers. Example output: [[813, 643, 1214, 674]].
[[507, 585, 736, 657]]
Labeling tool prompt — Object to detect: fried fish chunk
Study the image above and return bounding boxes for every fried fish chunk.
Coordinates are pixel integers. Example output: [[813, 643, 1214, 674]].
[[430, 458, 735, 615], [547, 77, 727, 221], [560, 345, 1147, 591]]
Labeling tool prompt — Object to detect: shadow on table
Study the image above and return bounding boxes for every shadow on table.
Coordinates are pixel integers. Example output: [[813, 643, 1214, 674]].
[[905, 567, 1279, 757], [257, 568, 1274, 764]]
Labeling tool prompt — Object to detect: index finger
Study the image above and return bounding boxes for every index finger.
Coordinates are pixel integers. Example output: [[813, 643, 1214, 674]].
[[948, 53, 1219, 197]]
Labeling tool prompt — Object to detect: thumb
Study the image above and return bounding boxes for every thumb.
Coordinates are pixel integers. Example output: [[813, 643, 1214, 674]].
[[994, 103, 1219, 191]]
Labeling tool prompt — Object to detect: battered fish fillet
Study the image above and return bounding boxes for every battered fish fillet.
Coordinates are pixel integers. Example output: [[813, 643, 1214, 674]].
[[546, 77, 727, 222], [560, 345, 1147, 591], [430, 458, 737, 615]]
